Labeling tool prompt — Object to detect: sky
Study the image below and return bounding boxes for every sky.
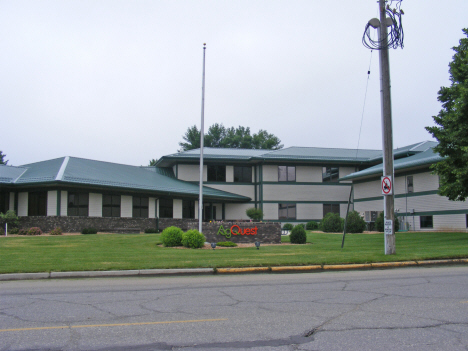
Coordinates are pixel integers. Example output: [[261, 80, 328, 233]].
[[1, 0, 467, 167]]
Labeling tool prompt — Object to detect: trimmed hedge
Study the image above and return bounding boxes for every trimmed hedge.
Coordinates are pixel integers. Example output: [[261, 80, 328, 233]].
[[306, 221, 319, 230], [81, 228, 98, 234], [345, 211, 366, 233], [182, 229, 205, 249], [161, 226, 183, 247], [290, 224, 307, 244], [216, 241, 237, 247], [246, 207, 263, 221], [144, 228, 158, 234], [321, 213, 344, 233], [282, 223, 294, 231]]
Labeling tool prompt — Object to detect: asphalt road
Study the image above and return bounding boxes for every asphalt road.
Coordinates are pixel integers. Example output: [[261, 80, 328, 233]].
[[1, 266, 468, 351]]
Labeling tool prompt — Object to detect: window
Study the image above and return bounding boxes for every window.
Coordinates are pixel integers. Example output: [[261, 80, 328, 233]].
[[102, 195, 121, 217], [466, 214, 468, 228], [28, 191, 47, 216], [133, 196, 149, 218], [68, 192, 89, 216], [420, 215, 433, 228], [0, 191, 7, 213], [322, 167, 339, 182], [234, 166, 252, 183], [278, 166, 296, 182], [183, 200, 195, 219], [159, 198, 173, 218], [323, 204, 340, 217], [407, 176, 414, 193], [208, 165, 226, 182], [278, 203, 296, 219]]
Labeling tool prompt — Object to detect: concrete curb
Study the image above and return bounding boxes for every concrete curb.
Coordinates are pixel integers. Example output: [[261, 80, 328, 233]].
[[1, 259, 467, 281]]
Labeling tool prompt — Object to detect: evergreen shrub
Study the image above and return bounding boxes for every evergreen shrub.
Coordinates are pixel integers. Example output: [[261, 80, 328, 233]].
[[282, 223, 294, 231], [246, 207, 263, 221], [290, 224, 307, 244], [345, 211, 366, 233], [321, 213, 344, 233], [182, 229, 206, 249], [161, 226, 183, 247], [306, 221, 319, 230], [216, 241, 237, 247]]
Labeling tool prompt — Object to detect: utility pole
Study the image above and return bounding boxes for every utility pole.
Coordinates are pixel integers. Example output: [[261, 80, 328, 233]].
[[378, 0, 396, 254], [198, 43, 206, 233]]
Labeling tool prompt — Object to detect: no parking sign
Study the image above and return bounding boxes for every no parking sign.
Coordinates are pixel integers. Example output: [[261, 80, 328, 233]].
[[381, 176, 393, 195]]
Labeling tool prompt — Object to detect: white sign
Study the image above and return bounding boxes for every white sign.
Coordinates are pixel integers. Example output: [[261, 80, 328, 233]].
[[384, 220, 393, 235], [381, 176, 393, 195]]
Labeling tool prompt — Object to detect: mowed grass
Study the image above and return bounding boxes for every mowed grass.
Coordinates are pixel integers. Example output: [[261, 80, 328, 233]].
[[0, 232, 468, 273]]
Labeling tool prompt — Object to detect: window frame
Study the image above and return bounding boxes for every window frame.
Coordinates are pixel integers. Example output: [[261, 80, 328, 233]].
[[407, 175, 414, 193], [322, 166, 339, 182], [323, 203, 340, 217], [278, 203, 296, 220], [159, 198, 173, 218], [182, 200, 195, 219], [207, 165, 226, 182], [132, 196, 149, 218], [28, 191, 47, 216], [68, 192, 89, 217], [420, 215, 433, 229], [102, 194, 121, 218], [233, 166, 252, 183], [278, 166, 296, 182]]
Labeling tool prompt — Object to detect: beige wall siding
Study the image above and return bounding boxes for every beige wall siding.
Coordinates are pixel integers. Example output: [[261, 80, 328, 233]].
[[297, 203, 323, 220], [121, 195, 132, 218], [225, 203, 251, 220], [173, 199, 182, 219], [263, 184, 351, 202], [354, 199, 382, 213], [226, 166, 234, 182], [263, 203, 279, 220], [204, 184, 255, 199], [89, 193, 102, 217], [340, 167, 356, 179], [296, 166, 322, 182], [9, 192, 14, 211], [18, 192, 28, 216], [60, 191, 68, 216], [354, 180, 381, 200], [263, 165, 278, 182], [177, 164, 201, 182], [47, 191, 57, 216], [433, 214, 467, 231], [148, 197, 156, 218]]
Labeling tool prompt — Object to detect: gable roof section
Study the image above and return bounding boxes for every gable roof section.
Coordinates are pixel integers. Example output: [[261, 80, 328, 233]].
[[0, 157, 249, 202], [339, 148, 444, 182]]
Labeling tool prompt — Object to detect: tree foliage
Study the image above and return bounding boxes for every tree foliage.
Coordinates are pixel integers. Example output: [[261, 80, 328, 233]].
[[0, 151, 7, 165], [148, 159, 158, 166], [178, 123, 283, 151], [426, 28, 468, 201], [245, 207, 263, 221]]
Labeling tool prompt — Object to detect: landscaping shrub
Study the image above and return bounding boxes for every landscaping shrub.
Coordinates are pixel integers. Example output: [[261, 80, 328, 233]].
[[321, 213, 344, 233], [216, 241, 237, 247], [144, 228, 158, 234], [27, 227, 43, 236], [161, 226, 184, 247], [345, 211, 366, 233], [306, 221, 319, 230], [9, 227, 19, 234], [0, 210, 19, 227], [282, 223, 294, 231], [375, 212, 400, 232], [182, 229, 206, 249], [18, 229, 28, 235], [246, 207, 263, 221], [290, 224, 307, 244], [0, 227, 3, 235], [81, 228, 98, 234], [49, 227, 63, 236]]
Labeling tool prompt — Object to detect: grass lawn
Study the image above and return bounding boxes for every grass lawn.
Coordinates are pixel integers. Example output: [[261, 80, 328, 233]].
[[0, 232, 468, 274]]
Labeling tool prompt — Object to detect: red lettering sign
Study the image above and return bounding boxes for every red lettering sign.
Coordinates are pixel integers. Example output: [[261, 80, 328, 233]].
[[230, 225, 258, 236]]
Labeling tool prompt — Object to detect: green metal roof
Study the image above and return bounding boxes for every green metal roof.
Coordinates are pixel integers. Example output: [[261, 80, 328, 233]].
[[0, 157, 250, 202], [256, 146, 382, 162], [339, 148, 444, 181]]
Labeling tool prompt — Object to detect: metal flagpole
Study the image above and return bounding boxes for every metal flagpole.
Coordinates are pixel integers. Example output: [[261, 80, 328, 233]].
[[198, 43, 206, 233]]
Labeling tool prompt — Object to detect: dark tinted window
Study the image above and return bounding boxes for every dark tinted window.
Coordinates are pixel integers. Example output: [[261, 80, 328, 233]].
[[234, 166, 252, 183], [208, 165, 226, 182], [322, 167, 339, 182], [420, 215, 433, 228], [28, 191, 47, 216], [133, 196, 149, 218], [68, 192, 89, 216], [103, 195, 120, 217], [278, 203, 296, 219], [407, 176, 414, 193], [159, 198, 173, 218], [323, 204, 340, 217], [0, 191, 7, 213], [182, 200, 195, 219], [278, 166, 295, 182]]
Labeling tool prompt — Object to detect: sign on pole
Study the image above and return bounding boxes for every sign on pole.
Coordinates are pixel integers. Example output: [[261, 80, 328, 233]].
[[384, 220, 392, 235], [381, 176, 393, 195]]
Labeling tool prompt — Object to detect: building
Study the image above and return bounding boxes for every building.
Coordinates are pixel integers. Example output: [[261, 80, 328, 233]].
[[2, 140, 467, 232]]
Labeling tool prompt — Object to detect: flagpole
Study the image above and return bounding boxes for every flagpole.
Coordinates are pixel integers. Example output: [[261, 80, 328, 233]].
[[198, 43, 206, 233]]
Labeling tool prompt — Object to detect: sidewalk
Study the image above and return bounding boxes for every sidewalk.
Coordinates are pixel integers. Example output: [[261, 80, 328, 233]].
[[1, 258, 468, 281]]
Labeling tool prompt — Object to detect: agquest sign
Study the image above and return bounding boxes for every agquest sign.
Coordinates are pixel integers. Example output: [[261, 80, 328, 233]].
[[217, 225, 258, 239]]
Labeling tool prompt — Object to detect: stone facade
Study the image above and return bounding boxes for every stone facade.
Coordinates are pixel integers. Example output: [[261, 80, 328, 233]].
[[17, 216, 193, 233], [187, 222, 281, 243]]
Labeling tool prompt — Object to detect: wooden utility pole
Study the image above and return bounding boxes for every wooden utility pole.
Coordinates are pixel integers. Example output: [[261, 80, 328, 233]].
[[378, 0, 396, 254]]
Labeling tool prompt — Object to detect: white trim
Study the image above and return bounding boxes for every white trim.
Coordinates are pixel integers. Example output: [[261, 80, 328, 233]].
[[55, 157, 70, 181]]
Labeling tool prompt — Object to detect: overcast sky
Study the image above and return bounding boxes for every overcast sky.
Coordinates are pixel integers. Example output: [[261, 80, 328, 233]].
[[1, 0, 467, 166]]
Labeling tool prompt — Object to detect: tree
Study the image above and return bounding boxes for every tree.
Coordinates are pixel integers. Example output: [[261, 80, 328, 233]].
[[148, 159, 158, 166], [426, 29, 468, 201], [0, 151, 7, 165], [178, 124, 283, 151]]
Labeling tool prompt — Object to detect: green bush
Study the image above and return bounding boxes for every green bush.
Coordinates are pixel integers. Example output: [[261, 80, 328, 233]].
[[282, 223, 294, 231], [290, 224, 307, 244], [0, 227, 3, 235], [9, 227, 19, 234], [49, 227, 63, 235], [306, 221, 319, 230], [81, 228, 98, 234], [321, 213, 344, 233], [161, 226, 184, 247], [144, 228, 158, 234], [345, 211, 366, 233], [27, 227, 42, 236], [216, 241, 237, 247], [246, 207, 263, 221], [0, 210, 19, 227], [182, 229, 206, 249], [375, 212, 400, 232]]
